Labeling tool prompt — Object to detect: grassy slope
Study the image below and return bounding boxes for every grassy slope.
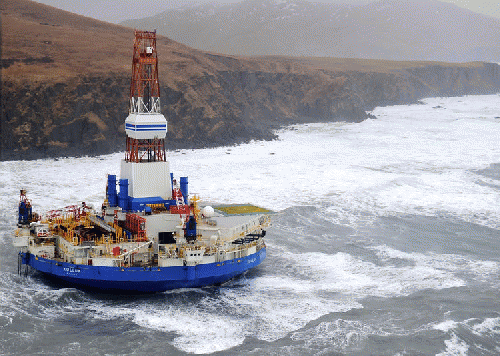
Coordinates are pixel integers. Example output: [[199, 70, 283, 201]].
[[3, 0, 484, 82]]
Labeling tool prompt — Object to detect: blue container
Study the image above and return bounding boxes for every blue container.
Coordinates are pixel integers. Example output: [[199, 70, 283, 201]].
[[18, 201, 32, 225], [180, 177, 188, 204], [129, 196, 166, 212], [185, 215, 196, 239], [118, 179, 129, 211], [164, 200, 177, 209], [107, 175, 117, 207]]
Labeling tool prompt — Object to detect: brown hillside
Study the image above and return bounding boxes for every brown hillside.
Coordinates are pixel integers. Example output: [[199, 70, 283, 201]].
[[1, 0, 500, 160], [2, 0, 486, 81], [121, 0, 500, 62]]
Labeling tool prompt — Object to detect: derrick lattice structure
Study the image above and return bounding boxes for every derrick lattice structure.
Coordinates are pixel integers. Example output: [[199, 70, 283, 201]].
[[126, 30, 166, 163], [125, 136, 165, 163], [130, 30, 160, 114]]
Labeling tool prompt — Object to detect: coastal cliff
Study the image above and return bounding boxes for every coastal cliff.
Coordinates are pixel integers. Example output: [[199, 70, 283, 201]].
[[3, 60, 500, 161], [2, 0, 500, 160]]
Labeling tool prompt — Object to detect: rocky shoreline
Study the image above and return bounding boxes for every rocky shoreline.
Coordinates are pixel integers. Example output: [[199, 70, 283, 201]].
[[2, 62, 500, 162]]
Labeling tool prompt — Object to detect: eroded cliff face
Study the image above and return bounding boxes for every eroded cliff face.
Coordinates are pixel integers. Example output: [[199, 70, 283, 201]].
[[3, 0, 499, 161], [2, 62, 500, 161]]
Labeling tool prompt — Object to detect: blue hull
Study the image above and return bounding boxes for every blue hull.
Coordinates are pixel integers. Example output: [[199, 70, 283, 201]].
[[20, 248, 266, 293]]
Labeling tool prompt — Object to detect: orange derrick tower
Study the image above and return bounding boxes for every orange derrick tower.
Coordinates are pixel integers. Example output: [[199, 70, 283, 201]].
[[125, 30, 166, 163]]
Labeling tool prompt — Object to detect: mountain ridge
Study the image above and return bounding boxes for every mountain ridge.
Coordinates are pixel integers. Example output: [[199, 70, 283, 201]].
[[121, 0, 500, 62]]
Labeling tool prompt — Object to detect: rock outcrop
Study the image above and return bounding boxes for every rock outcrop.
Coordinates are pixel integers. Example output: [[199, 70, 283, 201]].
[[3, 61, 499, 161]]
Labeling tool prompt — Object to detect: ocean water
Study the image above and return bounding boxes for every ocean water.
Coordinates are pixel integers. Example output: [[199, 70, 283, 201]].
[[1, 94, 500, 355]]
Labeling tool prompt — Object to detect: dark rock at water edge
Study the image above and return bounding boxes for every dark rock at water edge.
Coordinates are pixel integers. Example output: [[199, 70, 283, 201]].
[[2, 63, 500, 161]]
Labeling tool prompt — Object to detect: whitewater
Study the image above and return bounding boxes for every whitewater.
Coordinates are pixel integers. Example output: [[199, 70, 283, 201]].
[[1, 94, 500, 355]]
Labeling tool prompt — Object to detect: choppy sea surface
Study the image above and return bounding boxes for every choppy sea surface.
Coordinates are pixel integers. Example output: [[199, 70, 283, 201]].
[[1, 94, 500, 355]]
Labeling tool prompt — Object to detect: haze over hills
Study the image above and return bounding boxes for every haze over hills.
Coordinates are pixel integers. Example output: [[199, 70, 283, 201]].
[[121, 0, 500, 62], [2, 0, 500, 160]]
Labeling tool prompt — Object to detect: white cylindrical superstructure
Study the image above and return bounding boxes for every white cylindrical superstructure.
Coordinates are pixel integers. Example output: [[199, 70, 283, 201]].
[[120, 160, 172, 199], [125, 113, 167, 140]]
